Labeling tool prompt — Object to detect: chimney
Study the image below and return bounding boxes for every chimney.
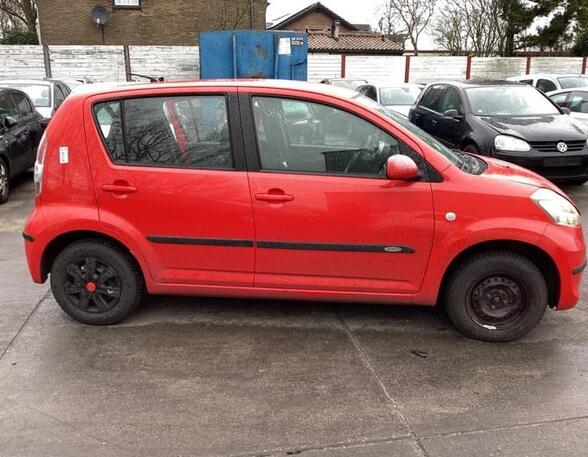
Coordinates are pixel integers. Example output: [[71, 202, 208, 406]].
[[332, 20, 340, 40]]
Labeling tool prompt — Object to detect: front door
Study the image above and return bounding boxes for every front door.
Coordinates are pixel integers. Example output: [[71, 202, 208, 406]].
[[86, 90, 255, 287], [242, 92, 435, 294]]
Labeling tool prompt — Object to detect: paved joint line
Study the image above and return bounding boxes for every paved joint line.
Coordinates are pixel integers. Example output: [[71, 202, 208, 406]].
[[334, 307, 429, 457], [230, 435, 415, 457], [0, 288, 51, 361], [418, 413, 588, 441]]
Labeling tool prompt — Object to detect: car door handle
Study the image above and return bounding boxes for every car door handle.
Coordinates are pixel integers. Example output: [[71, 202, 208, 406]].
[[431, 119, 438, 125], [102, 184, 137, 193], [255, 193, 294, 203]]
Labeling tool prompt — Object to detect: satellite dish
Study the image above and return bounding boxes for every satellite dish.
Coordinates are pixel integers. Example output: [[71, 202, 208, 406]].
[[90, 6, 109, 26]]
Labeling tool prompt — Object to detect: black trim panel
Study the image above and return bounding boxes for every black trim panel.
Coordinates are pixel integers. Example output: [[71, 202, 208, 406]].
[[22, 232, 34, 242], [147, 236, 253, 248], [147, 236, 414, 253], [257, 241, 415, 253], [573, 259, 587, 275]]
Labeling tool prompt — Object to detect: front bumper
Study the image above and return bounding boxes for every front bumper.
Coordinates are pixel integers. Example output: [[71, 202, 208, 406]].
[[495, 151, 588, 180], [538, 224, 586, 310]]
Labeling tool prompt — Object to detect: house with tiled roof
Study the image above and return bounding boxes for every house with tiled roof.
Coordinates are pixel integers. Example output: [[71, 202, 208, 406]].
[[269, 2, 403, 56]]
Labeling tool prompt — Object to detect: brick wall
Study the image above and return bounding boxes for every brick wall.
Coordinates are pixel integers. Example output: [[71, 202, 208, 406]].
[[36, 0, 267, 46]]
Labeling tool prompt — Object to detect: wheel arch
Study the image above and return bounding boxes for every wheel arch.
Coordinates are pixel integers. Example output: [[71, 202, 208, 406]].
[[40, 230, 147, 286], [437, 239, 559, 308]]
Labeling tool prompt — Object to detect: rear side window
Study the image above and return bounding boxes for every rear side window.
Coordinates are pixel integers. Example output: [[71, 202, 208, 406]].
[[419, 85, 443, 112], [93, 95, 233, 169], [536, 79, 557, 93], [12, 93, 33, 116], [0, 93, 19, 125]]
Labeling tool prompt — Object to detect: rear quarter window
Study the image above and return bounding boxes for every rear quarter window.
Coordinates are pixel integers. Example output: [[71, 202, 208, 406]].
[[93, 95, 234, 169]]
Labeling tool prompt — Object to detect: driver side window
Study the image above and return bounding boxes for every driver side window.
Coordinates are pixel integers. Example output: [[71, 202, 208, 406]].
[[252, 96, 421, 178]]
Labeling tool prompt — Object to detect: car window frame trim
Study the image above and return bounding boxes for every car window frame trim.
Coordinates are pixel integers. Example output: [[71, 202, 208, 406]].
[[90, 92, 247, 172]]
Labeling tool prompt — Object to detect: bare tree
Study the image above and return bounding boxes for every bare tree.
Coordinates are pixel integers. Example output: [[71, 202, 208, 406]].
[[218, 0, 257, 30], [433, 8, 468, 55], [433, 0, 506, 57], [377, 0, 437, 55], [0, 0, 36, 33]]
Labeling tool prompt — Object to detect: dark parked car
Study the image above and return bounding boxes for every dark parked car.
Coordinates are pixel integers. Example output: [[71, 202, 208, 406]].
[[409, 80, 588, 184], [0, 87, 43, 203]]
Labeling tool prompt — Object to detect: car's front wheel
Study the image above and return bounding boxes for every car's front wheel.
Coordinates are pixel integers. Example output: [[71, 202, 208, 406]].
[[445, 251, 548, 342], [50, 240, 144, 324], [0, 158, 10, 204]]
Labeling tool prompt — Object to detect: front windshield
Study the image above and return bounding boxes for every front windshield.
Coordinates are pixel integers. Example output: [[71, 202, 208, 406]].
[[379, 86, 422, 106], [6, 84, 51, 107], [558, 76, 588, 89], [466, 85, 560, 116], [351, 91, 462, 167]]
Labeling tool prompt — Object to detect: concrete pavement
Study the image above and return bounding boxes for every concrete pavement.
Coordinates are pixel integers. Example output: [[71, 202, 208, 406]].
[[1, 175, 587, 456]]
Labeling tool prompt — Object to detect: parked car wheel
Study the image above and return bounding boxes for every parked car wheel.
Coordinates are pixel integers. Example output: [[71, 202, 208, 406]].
[[445, 251, 547, 342], [50, 240, 144, 325], [0, 158, 9, 204]]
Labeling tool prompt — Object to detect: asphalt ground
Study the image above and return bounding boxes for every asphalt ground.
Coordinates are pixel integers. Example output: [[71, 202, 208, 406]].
[[1, 172, 587, 457]]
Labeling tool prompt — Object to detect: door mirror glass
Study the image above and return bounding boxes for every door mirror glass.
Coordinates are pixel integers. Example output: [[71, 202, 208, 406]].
[[386, 155, 419, 181], [443, 109, 460, 119], [3, 116, 17, 129], [561, 107, 571, 115]]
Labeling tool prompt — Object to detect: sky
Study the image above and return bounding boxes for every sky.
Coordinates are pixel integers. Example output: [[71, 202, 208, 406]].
[[266, 0, 438, 50]]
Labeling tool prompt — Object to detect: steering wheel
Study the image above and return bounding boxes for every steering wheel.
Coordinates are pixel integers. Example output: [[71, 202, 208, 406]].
[[344, 132, 378, 174]]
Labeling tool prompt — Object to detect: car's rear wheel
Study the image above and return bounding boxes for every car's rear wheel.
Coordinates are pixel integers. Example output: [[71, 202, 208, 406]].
[[445, 251, 548, 342], [50, 240, 143, 325], [0, 158, 10, 204]]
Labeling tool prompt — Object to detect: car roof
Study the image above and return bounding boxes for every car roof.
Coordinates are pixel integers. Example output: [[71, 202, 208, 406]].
[[364, 82, 422, 89], [548, 87, 588, 95], [424, 80, 525, 89], [0, 79, 54, 86], [69, 79, 362, 100], [510, 73, 587, 79]]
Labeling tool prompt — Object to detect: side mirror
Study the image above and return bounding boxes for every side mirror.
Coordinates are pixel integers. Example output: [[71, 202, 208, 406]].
[[561, 107, 571, 115], [386, 155, 419, 181], [443, 109, 461, 119], [3, 116, 17, 129]]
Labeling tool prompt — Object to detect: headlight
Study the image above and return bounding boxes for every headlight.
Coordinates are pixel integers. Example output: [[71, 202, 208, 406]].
[[494, 135, 531, 152], [531, 188, 580, 227]]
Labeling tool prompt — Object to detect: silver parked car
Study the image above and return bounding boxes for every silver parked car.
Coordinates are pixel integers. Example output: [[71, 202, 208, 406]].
[[507, 73, 588, 93], [549, 87, 588, 128], [356, 83, 423, 117]]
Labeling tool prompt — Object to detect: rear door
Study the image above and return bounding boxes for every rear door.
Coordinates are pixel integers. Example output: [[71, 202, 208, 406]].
[[568, 91, 588, 126], [86, 88, 255, 287], [11, 91, 40, 168], [240, 89, 435, 294]]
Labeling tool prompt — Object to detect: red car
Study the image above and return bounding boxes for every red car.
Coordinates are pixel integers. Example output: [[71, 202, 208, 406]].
[[23, 80, 585, 342]]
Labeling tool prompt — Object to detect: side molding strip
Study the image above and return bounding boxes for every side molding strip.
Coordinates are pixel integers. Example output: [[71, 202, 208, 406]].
[[147, 236, 254, 248], [147, 236, 415, 254]]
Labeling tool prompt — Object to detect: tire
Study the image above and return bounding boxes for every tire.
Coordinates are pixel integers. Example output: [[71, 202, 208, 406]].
[[0, 157, 10, 204], [50, 240, 144, 325], [444, 251, 548, 342], [462, 144, 480, 154]]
